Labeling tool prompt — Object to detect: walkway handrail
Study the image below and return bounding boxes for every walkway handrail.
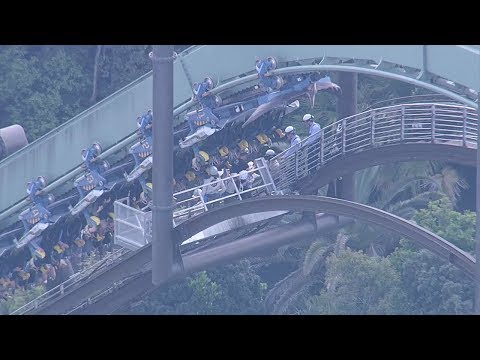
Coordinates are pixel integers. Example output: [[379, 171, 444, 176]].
[[271, 102, 477, 190], [10, 247, 129, 315]]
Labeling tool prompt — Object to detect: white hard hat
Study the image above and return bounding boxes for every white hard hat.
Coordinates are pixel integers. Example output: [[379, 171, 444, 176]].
[[248, 161, 254, 168], [284, 126, 295, 134], [239, 170, 249, 180], [207, 165, 218, 175], [303, 114, 314, 121], [265, 149, 275, 156]]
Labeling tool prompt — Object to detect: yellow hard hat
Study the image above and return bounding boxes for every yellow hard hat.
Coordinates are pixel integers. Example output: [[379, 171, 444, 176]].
[[219, 146, 229, 157], [238, 140, 249, 151], [35, 247, 46, 259], [54, 244, 64, 254], [108, 212, 115, 220], [185, 171, 196, 182], [75, 238, 86, 247], [90, 216, 101, 226], [198, 151, 209, 162], [146, 182, 153, 190], [256, 133, 270, 145]]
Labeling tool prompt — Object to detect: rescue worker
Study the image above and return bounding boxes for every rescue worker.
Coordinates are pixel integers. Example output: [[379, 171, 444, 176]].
[[302, 114, 322, 145], [265, 148, 280, 173], [201, 167, 226, 207], [238, 170, 254, 199], [265, 149, 276, 160], [283, 126, 301, 157], [302, 113, 322, 173], [220, 168, 239, 203]]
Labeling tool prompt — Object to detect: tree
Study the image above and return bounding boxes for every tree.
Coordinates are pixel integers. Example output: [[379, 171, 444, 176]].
[[412, 197, 476, 252], [304, 249, 408, 314], [389, 240, 473, 314], [0, 45, 90, 140], [129, 260, 267, 315]]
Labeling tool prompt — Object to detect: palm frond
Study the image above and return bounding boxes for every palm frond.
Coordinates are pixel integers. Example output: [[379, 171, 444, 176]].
[[303, 241, 329, 276]]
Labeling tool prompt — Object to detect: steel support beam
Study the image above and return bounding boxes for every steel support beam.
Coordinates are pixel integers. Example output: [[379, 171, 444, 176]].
[[335, 72, 358, 202], [151, 45, 175, 285]]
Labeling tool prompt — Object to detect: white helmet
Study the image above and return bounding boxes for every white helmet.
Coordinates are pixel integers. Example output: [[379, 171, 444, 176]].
[[265, 149, 275, 157], [239, 170, 249, 181], [284, 126, 295, 134], [248, 161, 254, 168], [302, 114, 314, 121], [207, 165, 218, 176]]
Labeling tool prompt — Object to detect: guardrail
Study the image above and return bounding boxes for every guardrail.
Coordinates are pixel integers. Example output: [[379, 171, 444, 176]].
[[271, 102, 477, 190], [10, 247, 129, 315], [114, 157, 277, 250]]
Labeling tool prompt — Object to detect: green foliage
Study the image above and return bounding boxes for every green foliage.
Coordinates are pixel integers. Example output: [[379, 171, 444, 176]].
[[0, 45, 166, 141], [0, 46, 91, 140], [389, 240, 473, 314], [413, 197, 476, 252], [0, 285, 46, 315], [129, 260, 267, 315], [347, 162, 466, 255], [96, 45, 152, 100], [305, 249, 407, 314]]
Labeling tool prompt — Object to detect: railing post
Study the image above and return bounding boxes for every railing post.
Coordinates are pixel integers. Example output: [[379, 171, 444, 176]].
[[232, 175, 243, 200], [371, 110, 376, 146], [431, 104, 436, 143], [400, 105, 405, 141], [254, 158, 277, 194], [294, 147, 299, 179], [60, 283, 64, 296], [463, 106, 467, 147], [320, 129, 325, 166], [341, 119, 346, 155]]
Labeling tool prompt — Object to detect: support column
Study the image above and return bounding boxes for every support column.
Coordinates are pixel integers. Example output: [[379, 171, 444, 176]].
[[151, 45, 174, 286], [475, 95, 480, 314], [335, 72, 358, 201]]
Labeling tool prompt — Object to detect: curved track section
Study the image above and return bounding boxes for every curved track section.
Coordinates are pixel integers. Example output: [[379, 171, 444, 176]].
[[27, 195, 475, 315], [174, 196, 475, 275], [0, 45, 478, 216]]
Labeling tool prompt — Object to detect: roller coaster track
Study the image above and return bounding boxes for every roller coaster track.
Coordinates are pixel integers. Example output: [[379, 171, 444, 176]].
[[24, 196, 475, 315], [1, 45, 478, 222], [4, 45, 480, 314], [6, 99, 478, 315]]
